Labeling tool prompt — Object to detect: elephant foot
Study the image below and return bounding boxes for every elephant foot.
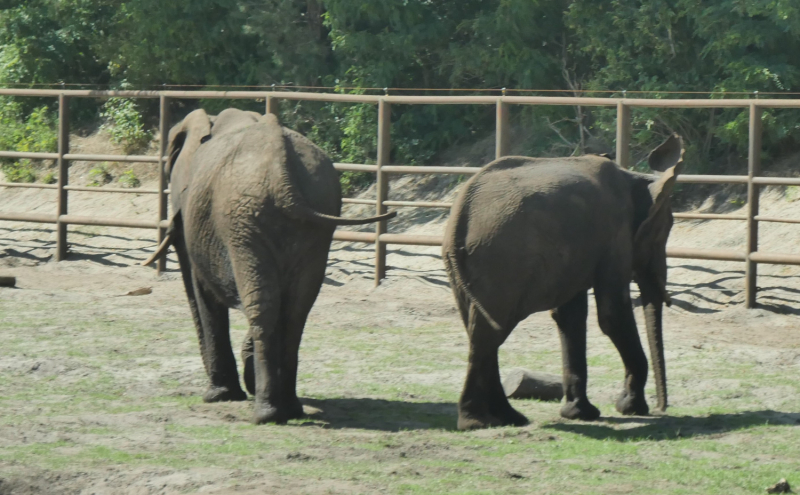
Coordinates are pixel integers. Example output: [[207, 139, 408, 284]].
[[560, 399, 601, 421], [286, 396, 304, 419], [457, 402, 529, 431], [252, 399, 304, 425], [203, 385, 247, 403], [616, 391, 649, 416]]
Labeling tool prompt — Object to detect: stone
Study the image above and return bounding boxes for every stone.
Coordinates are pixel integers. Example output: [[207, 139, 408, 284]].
[[502, 369, 563, 401]]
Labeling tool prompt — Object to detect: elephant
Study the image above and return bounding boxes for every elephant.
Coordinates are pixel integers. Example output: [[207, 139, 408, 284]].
[[442, 135, 684, 430], [143, 108, 396, 424]]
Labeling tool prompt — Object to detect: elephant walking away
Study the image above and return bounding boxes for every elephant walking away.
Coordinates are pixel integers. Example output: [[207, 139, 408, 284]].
[[442, 135, 684, 430], [144, 108, 396, 424]]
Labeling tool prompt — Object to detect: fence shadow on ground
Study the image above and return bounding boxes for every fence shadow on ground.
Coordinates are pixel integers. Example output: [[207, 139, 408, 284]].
[[299, 397, 458, 432], [544, 410, 800, 442]]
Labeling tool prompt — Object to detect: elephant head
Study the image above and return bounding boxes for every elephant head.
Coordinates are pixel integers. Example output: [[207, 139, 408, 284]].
[[629, 134, 684, 412]]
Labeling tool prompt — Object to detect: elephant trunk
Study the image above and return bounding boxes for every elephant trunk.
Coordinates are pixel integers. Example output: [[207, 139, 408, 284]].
[[640, 282, 667, 412]]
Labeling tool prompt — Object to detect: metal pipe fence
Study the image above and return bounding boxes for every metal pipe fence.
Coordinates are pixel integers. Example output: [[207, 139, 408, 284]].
[[2, 89, 800, 307]]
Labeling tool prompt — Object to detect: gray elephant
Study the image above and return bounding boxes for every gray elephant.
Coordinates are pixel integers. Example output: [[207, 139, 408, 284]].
[[442, 135, 684, 430], [144, 108, 395, 424]]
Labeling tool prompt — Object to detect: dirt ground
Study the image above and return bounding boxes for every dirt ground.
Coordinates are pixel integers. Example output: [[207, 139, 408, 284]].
[[2, 162, 800, 493]]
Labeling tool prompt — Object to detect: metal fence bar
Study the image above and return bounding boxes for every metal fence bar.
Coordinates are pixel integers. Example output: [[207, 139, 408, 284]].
[[0, 182, 58, 190], [266, 95, 279, 116], [755, 215, 800, 224], [676, 175, 749, 184], [0, 151, 59, 160], [666, 247, 747, 261], [381, 165, 480, 175], [0, 212, 57, 223], [752, 177, 800, 186], [8, 89, 800, 307], [673, 213, 748, 221], [59, 214, 158, 229], [384, 200, 452, 209], [156, 96, 170, 274], [333, 163, 379, 172], [496, 100, 510, 159], [374, 99, 391, 285], [616, 102, 631, 169], [63, 153, 159, 163], [749, 252, 800, 265], [746, 104, 763, 308], [56, 94, 70, 261], [64, 185, 159, 194]]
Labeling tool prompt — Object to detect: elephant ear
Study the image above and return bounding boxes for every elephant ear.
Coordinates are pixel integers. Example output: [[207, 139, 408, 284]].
[[166, 109, 212, 178], [647, 133, 683, 172]]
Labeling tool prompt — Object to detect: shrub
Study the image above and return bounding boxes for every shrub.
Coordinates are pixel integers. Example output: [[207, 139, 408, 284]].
[[101, 98, 153, 153], [1, 160, 36, 183], [40, 171, 57, 184], [118, 169, 140, 188], [88, 163, 112, 186], [0, 98, 57, 183]]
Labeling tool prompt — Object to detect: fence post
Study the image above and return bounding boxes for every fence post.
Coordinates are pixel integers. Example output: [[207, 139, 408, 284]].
[[615, 101, 631, 169], [495, 100, 510, 159], [374, 99, 391, 286], [156, 95, 171, 274], [266, 95, 278, 116], [55, 94, 70, 261], [745, 103, 763, 308]]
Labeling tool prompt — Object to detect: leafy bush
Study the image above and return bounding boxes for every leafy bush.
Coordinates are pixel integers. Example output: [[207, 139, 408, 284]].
[[101, 98, 153, 154], [41, 171, 57, 184], [88, 164, 112, 187], [118, 169, 140, 188], [0, 98, 57, 183], [2, 160, 37, 183]]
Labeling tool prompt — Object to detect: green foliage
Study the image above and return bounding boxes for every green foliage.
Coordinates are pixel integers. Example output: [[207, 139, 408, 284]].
[[101, 98, 153, 153], [4, 1, 800, 182], [40, 171, 57, 184], [88, 164, 112, 187], [118, 169, 140, 188], [2, 160, 36, 183], [0, 97, 57, 182]]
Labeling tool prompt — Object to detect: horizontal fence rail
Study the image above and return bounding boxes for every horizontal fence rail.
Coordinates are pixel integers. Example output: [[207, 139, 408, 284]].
[[3, 90, 800, 306]]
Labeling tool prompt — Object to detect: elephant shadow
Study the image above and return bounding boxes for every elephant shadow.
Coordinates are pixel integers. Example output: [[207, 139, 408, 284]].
[[543, 409, 800, 441], [298, 397, 458, 432]]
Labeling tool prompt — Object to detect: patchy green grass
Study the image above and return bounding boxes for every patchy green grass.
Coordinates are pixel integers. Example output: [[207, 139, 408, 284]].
[[0, 291, 798, 494]]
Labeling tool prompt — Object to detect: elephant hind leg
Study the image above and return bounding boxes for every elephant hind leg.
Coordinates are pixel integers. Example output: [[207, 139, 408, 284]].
[[552, 290, 600, 421], [458, 304, 528, 430], [174, 238, 210, 377], [191, 274, 246, 403]]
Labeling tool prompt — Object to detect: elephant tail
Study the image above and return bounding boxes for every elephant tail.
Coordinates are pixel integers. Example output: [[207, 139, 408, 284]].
[[287, 205, 398, 226], [141, 214, 179, 266], [445, 250, 503, 332]]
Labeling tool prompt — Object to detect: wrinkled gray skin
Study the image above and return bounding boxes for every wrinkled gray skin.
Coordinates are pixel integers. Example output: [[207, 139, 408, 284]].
[[153, 108, 395, 424], [442, 135, 684, 430]]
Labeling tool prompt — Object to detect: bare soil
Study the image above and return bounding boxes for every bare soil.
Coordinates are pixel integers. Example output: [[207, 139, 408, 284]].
[[1, 139, 800, 493]]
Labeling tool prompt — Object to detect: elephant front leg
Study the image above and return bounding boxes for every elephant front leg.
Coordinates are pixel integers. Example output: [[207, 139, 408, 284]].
[[594, 285, 649, 416], [241, 331, 255, 396], [552, 290, 600, 421], [458, 305, 528, 430]]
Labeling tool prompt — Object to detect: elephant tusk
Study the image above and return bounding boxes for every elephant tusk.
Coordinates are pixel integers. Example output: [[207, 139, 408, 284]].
[[141, 233, 172, 266]]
